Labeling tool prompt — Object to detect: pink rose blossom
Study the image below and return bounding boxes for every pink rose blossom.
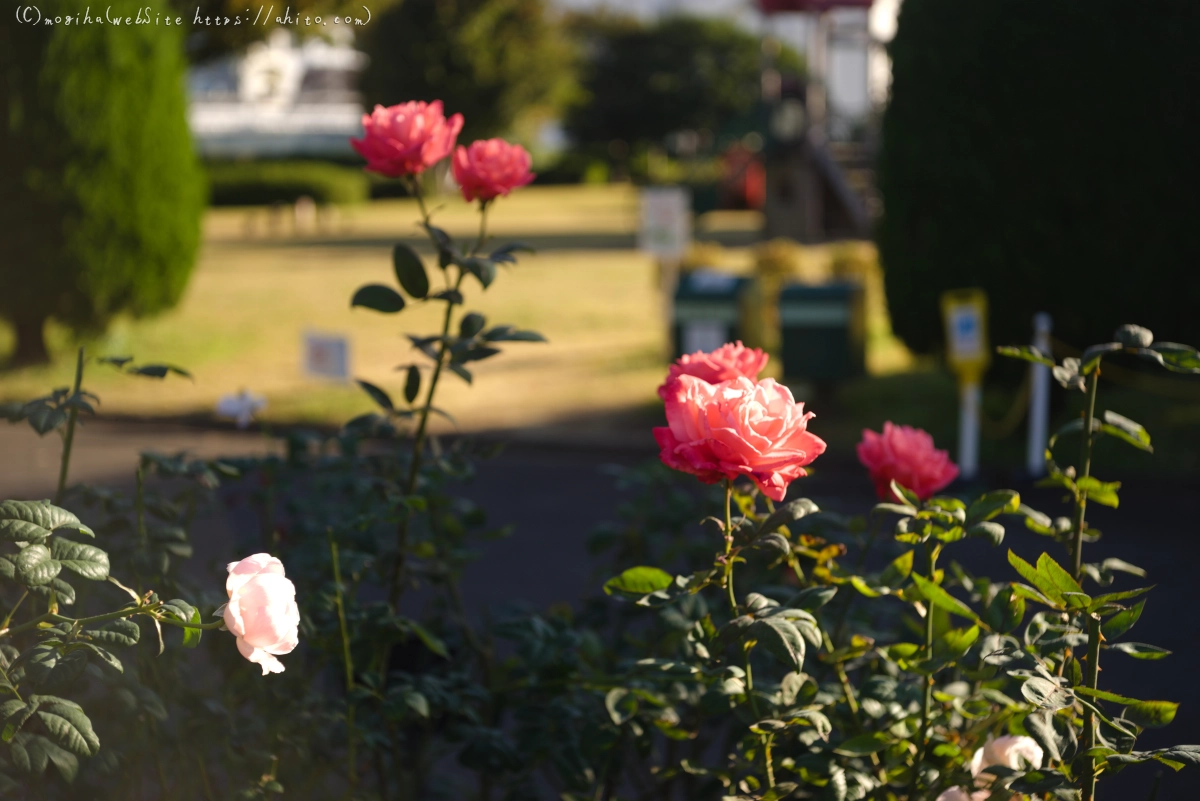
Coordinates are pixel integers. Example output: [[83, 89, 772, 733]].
[[451, 138, 535, 203], [351, 101, 464, 178], [223, 554, 300, 675], [654, 375, 826, 501], [935, 789, 990, 801], [970, 735, 1043, 784], [657, 341, 769, 400], [857, 422, 959, 501]]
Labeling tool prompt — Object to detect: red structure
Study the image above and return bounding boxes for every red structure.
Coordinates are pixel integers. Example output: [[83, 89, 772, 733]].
[[757, 0, 871, 11]]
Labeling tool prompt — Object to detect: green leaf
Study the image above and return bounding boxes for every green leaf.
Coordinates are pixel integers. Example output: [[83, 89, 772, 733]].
[[128, 364, 192, 380], [459, 312, 487, 339], [351, 284, 405, 313], [403, 618, 448, 659], [983, 584, 1025, 633], [461, 256, 498, 289], [1076, 477, 1120, 509], [356, 379, 395, 413], [997, 345, 1055, 367], [1149, 342, 1200, 374], [14, 545, 61, 586], [481, 326, 546, 343], [1109, 745, 1200, 769], [783, 585, 838, 611], [603, 566, 674, 598], [872, 502, 917, 517], [889, 480, 920, 506], [758, 498, 820, 536], [35, 706, 99, 757], [1089, 586, 1153, 611], [1125, 701, 1179, 729], [447, 363, 472, 385], [750, 617, 806, 671], [1024, 709, 1063, 764], [1074, 687, 1142, 705], [0, 501, 93, 543], [85, 619, 140, 648], [1021, 676, 1075, 711], [1102, 599, 1145, 639], [429, 289, 463, 304], [1099, 410, 1152, 453], [1008, 550, 1062, 605], [489, 242, 534, 262], [403, 365, 421, 405], [392, 243, 430, 299], [834, 732, 891, 756], [937, 625, 981, 658], [1108, 642, 1171, 660], [967, 490, 1021, 524], [22, 646, 87, 689], [968, 521, 1006, 546], [1036, 552, 1084, 602], [48, 540, 108, 581], [911, 574, 982, 626], [850, 576, 882, 598], [879, 550, 914, 587]]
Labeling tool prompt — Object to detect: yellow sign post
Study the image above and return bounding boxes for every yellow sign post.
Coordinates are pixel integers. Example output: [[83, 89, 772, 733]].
[[940, 289, 990, 480]]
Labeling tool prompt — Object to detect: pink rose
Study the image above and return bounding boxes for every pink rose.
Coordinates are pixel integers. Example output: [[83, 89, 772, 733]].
[[970, 735, 1043, 784], [935, 789, 990, 801], [654, 375, 826, 501], [657, 341, 769, 400], [451, 138, 535, 203], [223, 554, 300, 675], [857, 421, 959, 501], [351, 101, 464, 178]]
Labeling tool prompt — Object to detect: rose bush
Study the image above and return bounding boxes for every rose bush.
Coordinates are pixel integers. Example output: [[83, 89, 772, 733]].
[[4, 93, 1200, 801]]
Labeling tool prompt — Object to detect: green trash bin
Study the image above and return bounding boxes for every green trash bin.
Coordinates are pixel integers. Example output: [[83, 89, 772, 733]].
[[778, 282, 866, 381], [671, 270, 751, 359]]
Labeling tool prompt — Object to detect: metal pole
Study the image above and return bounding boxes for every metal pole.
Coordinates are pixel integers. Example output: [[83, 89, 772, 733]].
[[958, 379, 981, 481], [1026, 313, 1053, 477]]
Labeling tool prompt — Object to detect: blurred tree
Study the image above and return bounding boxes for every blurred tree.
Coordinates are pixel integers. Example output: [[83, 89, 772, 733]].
[[877, 0, 1200, 353], [564, 14, 805, 150], [0, 0, 205, 366], [359, 0, 576, 142]]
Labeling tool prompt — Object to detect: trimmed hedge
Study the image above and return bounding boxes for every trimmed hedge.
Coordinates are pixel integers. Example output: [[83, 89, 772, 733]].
[[877, 0, 1200, 353], [206, 161, 369, 206], [0, 0, 205, 364]]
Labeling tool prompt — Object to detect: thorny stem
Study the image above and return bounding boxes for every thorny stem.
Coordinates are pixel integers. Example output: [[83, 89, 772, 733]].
[[1081, 613, 1102, 801], [1, 592, 28, 631], [1072, 370, 1100, 580], [329, 533, 355, 693], [54, 347, 85, 505], [0, 603, 225, 640], [389, 184, 474, 606], [723, 481, 773, 788], [723, 480, 737, 613], [911, 541, 940, 800]]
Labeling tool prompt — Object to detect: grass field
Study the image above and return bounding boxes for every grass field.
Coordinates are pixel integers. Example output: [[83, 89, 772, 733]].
[[3, 183, 1197, 474]]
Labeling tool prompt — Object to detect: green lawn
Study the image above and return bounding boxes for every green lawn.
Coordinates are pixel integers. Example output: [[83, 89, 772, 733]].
[[3, 183, 1196, 475]]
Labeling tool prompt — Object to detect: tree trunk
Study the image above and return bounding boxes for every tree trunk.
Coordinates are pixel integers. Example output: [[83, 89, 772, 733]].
[[9, 317, 50, 367]]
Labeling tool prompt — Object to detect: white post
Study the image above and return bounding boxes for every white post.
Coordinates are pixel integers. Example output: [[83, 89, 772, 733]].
[[958, 379, 981, 481], [1026, 313, 1053, 477]]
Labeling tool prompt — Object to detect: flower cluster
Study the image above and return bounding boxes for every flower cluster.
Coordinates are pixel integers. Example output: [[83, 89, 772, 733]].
[[351, 100, 535, 203]]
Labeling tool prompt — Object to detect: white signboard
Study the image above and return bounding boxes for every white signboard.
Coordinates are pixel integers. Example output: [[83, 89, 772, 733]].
[[638, 186, 691, 260], [948, 305, 985, 362], [303, 331, 350, 381], [682, 320, 728, 355]]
